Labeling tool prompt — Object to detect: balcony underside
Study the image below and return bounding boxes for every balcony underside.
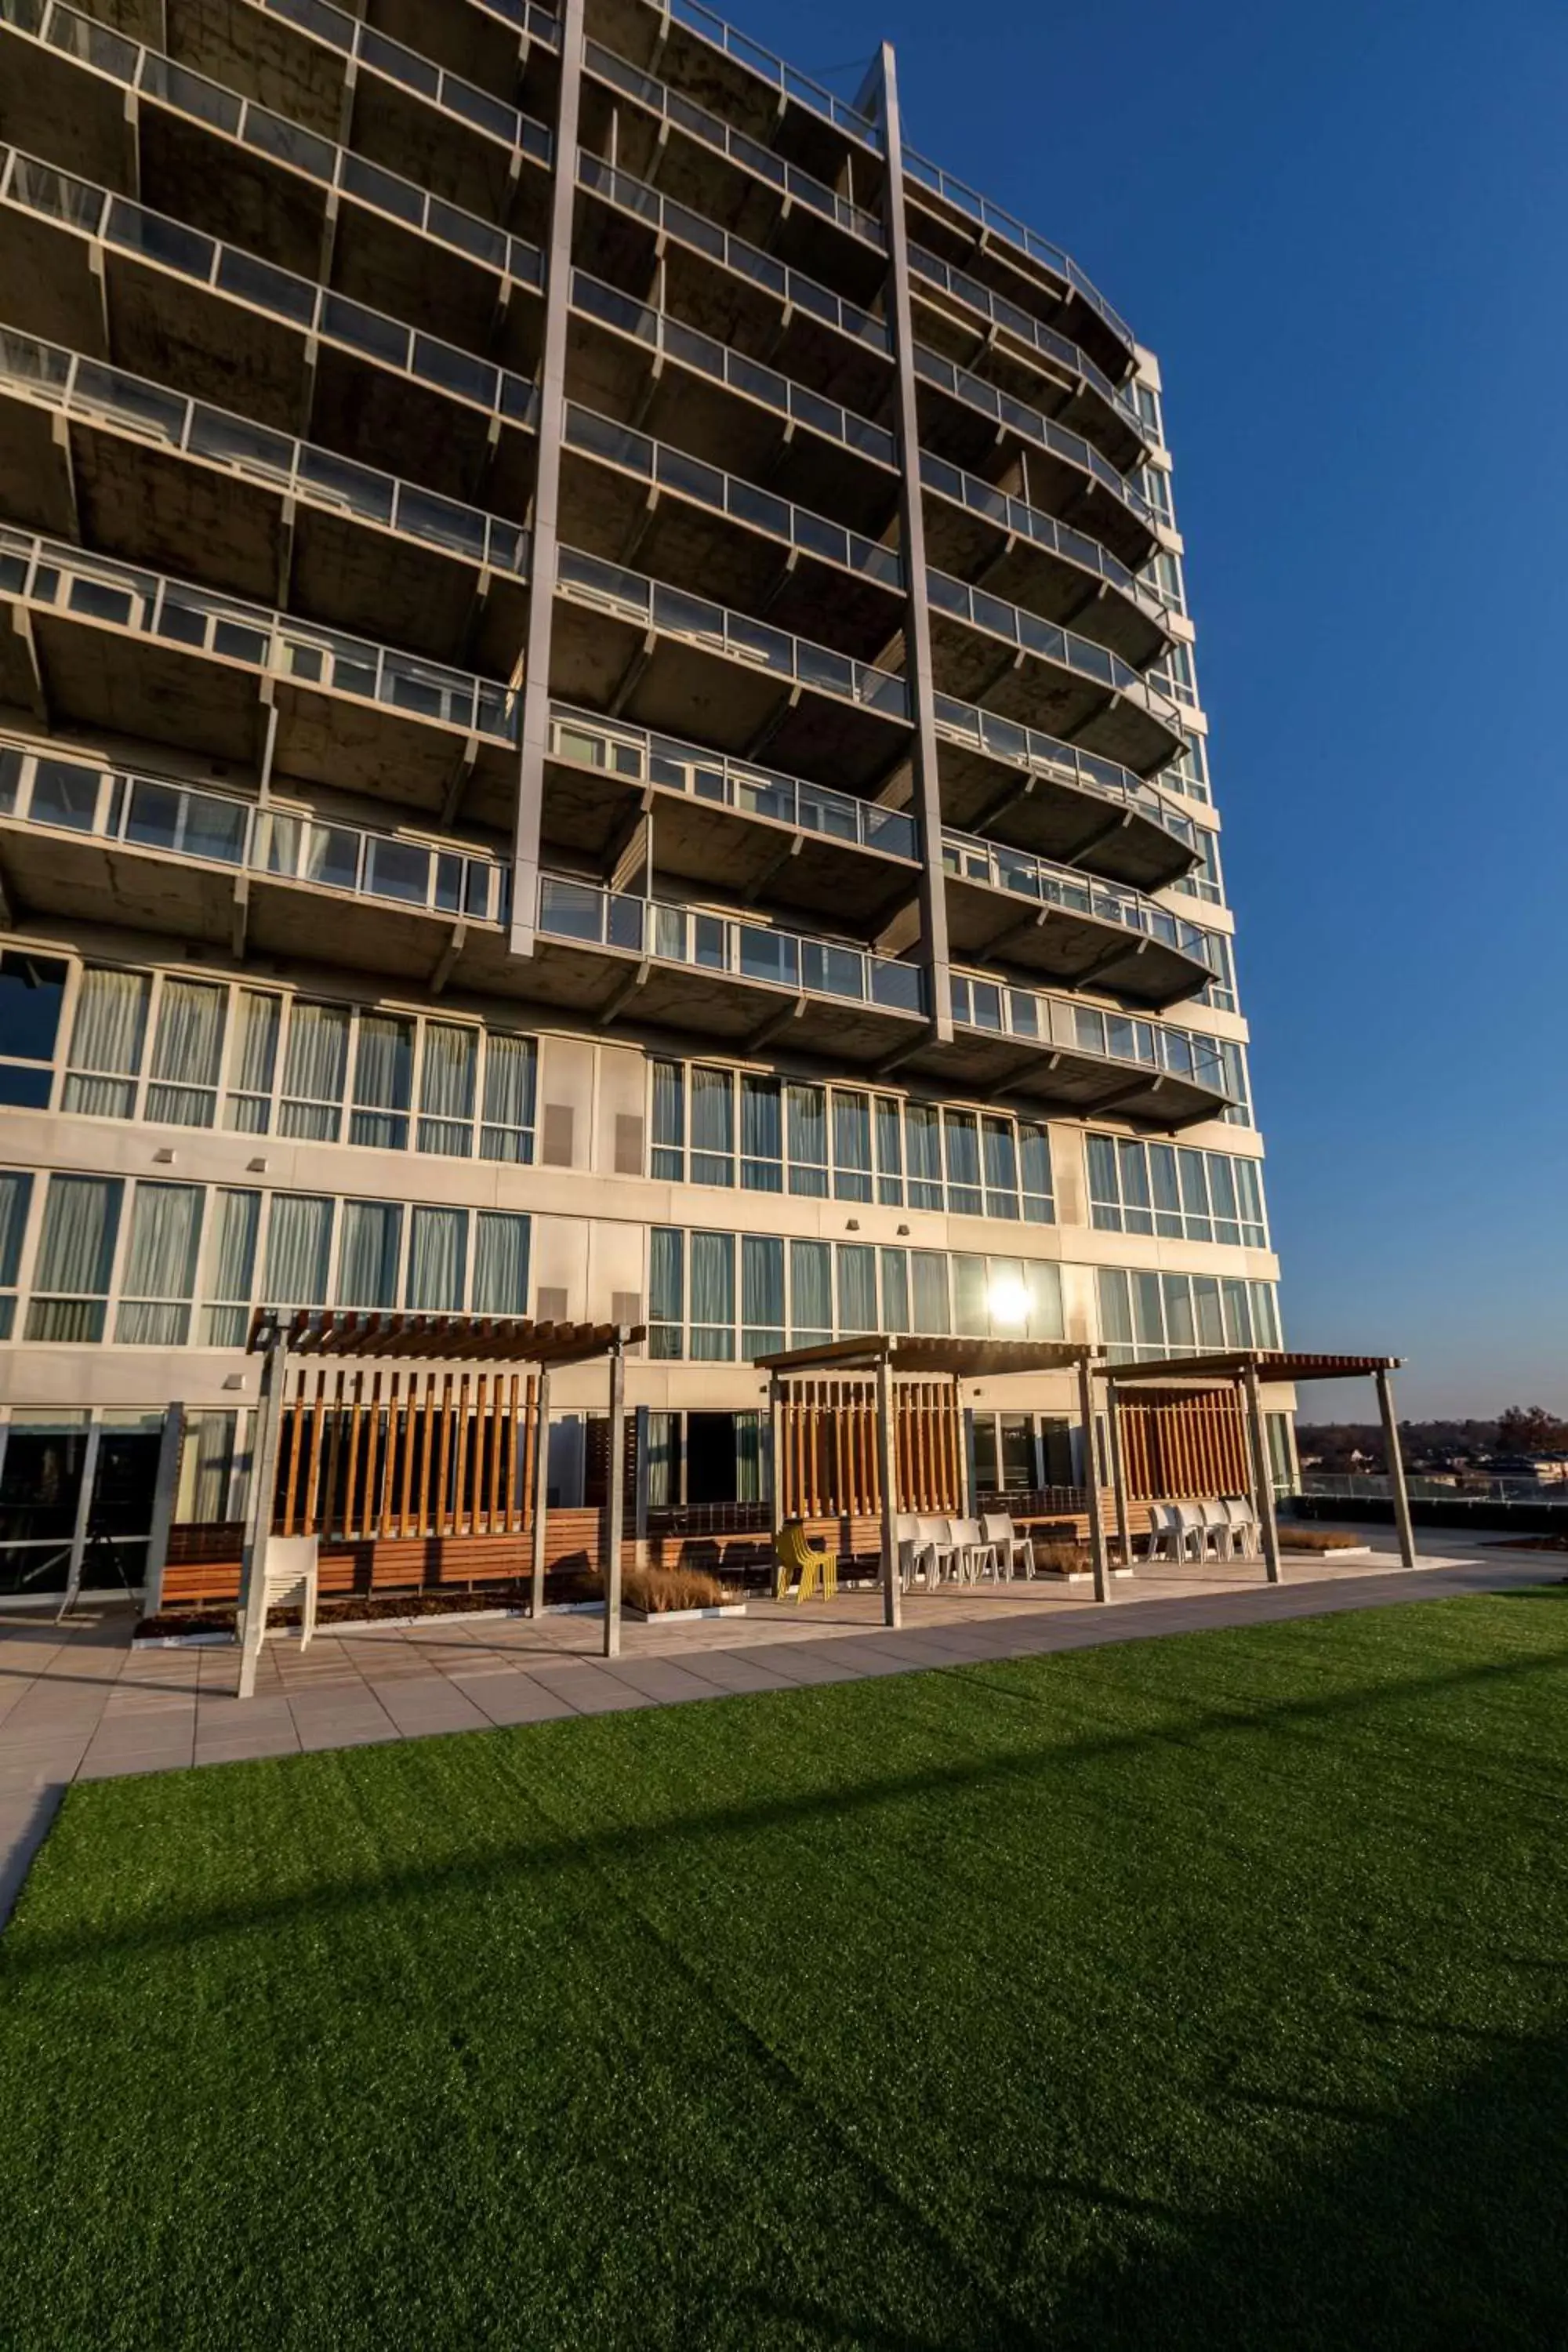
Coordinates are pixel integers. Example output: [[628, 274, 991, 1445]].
[[565, 303, 898, 537], [915, 379, 1154, 574], [540, 746, 919, 932], [574, 185, 894, 426], [910, 289, 1143, 478], [906, 188, 1134, 390], [558, 447, 903, 668], [927, 612, 1178, 777], [937, 735, 1195, 895], [0, 390, 532, 671], [902, 1029, 1226, 1131], [0, 604, 517, 822], [942, 872, 1210, 1009], [547, 597, 909, 791], [0, 211, 538, 507], [920, 492, 1165, 670]]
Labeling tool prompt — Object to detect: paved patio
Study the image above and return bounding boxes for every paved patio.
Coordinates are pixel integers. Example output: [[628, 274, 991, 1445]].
[[2, 1533, 1561, 1921]]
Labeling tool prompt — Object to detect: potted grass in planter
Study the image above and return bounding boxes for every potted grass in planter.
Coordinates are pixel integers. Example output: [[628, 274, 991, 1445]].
[[618, 1566, 747, 1622]]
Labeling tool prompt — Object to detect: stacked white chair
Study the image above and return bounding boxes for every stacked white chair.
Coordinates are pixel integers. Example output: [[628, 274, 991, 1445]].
[[1223, 1495, 1260, 1556], [981, 1513, 1036, 1579]]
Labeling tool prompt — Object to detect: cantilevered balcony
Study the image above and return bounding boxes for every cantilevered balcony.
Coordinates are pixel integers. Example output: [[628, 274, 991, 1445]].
[[0, 5, 549, 372], [0, 149, 540, 506], [568, 270, 898, 536], [940, 833, 1214, 1009], [558, 402, 904, 668], [532, 873, 927, 1060], [934, 698, 1200, 895], [0, 531, 520, 822], [0, 332, 532, 669], [575, 152, 894, 426], [924, 570, 1181, 776], [550, 546, 909, 790], [543, 706, 919, 931], [580, 38, 886, 306]]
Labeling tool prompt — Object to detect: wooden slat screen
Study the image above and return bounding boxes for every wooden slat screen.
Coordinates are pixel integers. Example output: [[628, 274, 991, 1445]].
[[1120, 1388, 1250, 1501], [274, 1367, 540, 1541], [774, 1377, 963, 1519]]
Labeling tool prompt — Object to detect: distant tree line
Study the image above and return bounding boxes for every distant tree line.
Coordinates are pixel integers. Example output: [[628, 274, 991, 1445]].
[[1298, 1407, 1568, 1473]]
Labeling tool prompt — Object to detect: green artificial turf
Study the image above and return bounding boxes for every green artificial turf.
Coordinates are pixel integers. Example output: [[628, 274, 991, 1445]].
[[5, 1592, 1568, 2349]]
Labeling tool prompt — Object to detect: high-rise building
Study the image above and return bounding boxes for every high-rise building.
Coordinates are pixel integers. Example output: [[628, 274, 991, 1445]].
[[0, 0, 1287, 1595]]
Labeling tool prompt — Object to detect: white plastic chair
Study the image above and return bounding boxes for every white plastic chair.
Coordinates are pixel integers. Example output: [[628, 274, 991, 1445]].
[[1203, 1498, 1236, 1559], [1142, 1503, 1180, 1563], [236, 1534, 319, 1655], [1223, 1496, 1259, 1556], [982, 1512, 1035, 1579], [1171, 1503, 1213, 1561], [949, 1516, 997, 1582], [916, 1516, 956, 1585]]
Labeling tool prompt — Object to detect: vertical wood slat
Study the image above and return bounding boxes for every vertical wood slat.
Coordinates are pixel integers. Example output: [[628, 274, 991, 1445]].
[[378, 1372, 397, 1539], [517, 1374, 533, 1534], [456, 1373, 473, 1535], [398, 1370, 417, 1537], [282, 1374, 306, 1537], [436, 1374, 453, 1537], [486, 1371, 503, 1534], [303, 1370, 326, 1538], [343, 1370, 364, 1539]]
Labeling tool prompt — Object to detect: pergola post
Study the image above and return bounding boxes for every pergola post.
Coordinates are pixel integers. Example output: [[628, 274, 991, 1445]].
[[1375, 1366, 1418, 1568], [875, 1351, 901, 1629], [529, 1365, 550, 1618], [768, 1374, 785, 1534], [1077, 1357, 1109, 1604], [1106, 1380, 1132, 1573], [955, 1377, 972, 1515], [140, 1399, 186, 1618], [1242, 1360, 1283, 1584], [602, 1338, 626, 1658], [237, 1328, 288, 1698]]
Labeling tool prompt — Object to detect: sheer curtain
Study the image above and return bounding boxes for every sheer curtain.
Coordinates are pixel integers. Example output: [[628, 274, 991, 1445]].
[[690, 1067, 733, 1185], [473, 1210, 529, 1316], [146, 978, 227, 1128], [280, 1003, 350, 1140], [786, 1083, 827, 1196], [1019, 1122, 1053, 1221], [349, 1014, 412, 1149], [263, 1192, 334, 1306], [735, 1411, 764, 1503], [832, 1092, 872, 1201], [64, 968, 149, 1116], [1024, 1260, 1062, 1341], [0, 1169, 32, 1287], [337, 1200, 402, 1307], [951, 1253, 988, 1338], [649, 1227, 684, 1358], [651, 1060, 684, 1178], [981, 1116, 1019, 1218], [741, 1233, 783, 1357], [740, 1073, 781, 1191], [116, 1181, 203, 1343], [26, 1174, 123, 1341], [407, 1205, 466, 1310], [906, 1104, 942, 1208], [911, 1250, 949, 1337], [480, 1033, 536, 1162], [835, 1243, 876, 1334], [644, 1410, 677, 1508], [201, 1188, 260, 1345], [689, 1231, 735, 1359], [879, 1247, 909, 1334], [789, 1239, 830, 1346], [225, 990, 281, 1134], [417, 1024, 477, 1156], [875, 1094, 903, 1203]]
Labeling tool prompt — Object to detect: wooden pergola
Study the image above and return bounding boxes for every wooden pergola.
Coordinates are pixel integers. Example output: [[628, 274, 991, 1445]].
[[238, 1309, 644, 1693], [1104, 1349, 1415, 1581], [755, 1334, 1108, 1624]]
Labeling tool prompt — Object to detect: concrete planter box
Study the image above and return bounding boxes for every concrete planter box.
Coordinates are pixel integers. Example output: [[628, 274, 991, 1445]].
[[624, 1602, 749, 1623]]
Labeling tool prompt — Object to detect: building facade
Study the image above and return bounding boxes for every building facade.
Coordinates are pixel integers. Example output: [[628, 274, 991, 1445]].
[[0, 0, 1288, 1593]]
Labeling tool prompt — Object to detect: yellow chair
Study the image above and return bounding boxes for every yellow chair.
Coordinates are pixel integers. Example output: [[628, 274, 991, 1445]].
[[774, 1519, 838, 1605]]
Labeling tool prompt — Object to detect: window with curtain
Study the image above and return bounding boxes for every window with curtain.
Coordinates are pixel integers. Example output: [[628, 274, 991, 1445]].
[[981, 1117, 1019, 1220], [836, 1243, 877, 1333], [831, 1091, 873, 1202], [201, 1188, 260, 1345], [644, 1409, 678, 1508], [349, 1014, 413, 1149], [146, 979, 227, 1128], [416, 1023, 478, 1156], [26, 1174, 123, 1341], [690, 1068, 734, 1187], [874, 1094, 903, 1204], [225, 989, 281, 1134], [689, 1231, 735, 1359], [115, 1181, 204, 1344], [789, 1239, 831, 1347], [943, 1112, 982, 1215], [879, 1247, 909, 1334], [178, 1410, 240, 1522], [740, 1073, 782, 1192], [406, 1206, 467, 1310], [735, 1410, 764, 1503], [473, 1211, 529, 1316], [279, 1004, 349, 1141], [906, 1104, 942, 1209], [651, 1060, 685, 1180], [951, 1254, 989, 1337], [1018, 1123, 1053, 1223], [0, 950, 67, 1109], [741, 1233, 783, 1358], [263, 1192, 334, 1307], [649, 1227, 684, 1359], [0, 1169, 34, 1340], [911, 1250, 949, 1336], [480, 1032, 535, 1162], [1097, 1268, 1134, 1360], [64, 968, 150, 1117], [786, 1083, 827, 1196], [337, 1199, 402, 1307], [1024, 1259, 1062, 1339]]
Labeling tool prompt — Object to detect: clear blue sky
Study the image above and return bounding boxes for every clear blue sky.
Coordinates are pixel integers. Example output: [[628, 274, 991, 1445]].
[[737, 0, 1568, 1417]]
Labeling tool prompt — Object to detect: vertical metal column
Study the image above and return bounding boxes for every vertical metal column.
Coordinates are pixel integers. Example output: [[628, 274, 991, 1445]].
[[862, 42, 953, 1042], [1077, 1358, 1109, 1603], [601, 1339, 626, 1658], [1375, 1366, 1418, 1569], [1242, 1360, 1283, 1584], [529, 1365, 551, 1617], [875, 1352, 901, 1628], [510, 0, 586, 956], [237, 1332, 289, 1697]]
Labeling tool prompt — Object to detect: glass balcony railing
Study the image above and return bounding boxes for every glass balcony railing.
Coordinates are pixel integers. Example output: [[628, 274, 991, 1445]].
[[664, 0, 881, 152], [920, 453, 1169, 630], [941, 832, 1214, 965], [0, 736, 511, 920], [0, 1, 548, 286], [903, 148, 1137, 365], [555, 546, 910, 724], [563, 402, 902, 590], [584, 39, 883, 248], [548, 706, 920, 861], [927, 570, 1181, 726], [932, 695, 1200, 858], [263, 0, 560, 59], [909, 245, 1145, 448], [949, 969, 1229, 1097], [538, 875, 927, 1014], [915, 346, 1156, 534], [0, 330, 531, 577], [0, 148, 543, 428], [577, 153, 891, 355], [0, 528, 518, 739], [572, 271, 897, 468]]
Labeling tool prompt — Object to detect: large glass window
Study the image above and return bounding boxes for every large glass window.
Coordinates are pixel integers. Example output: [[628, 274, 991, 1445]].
[[226, 990, 281, 1134], [0, 952, 67, 1109], [472, 1211, 530, 1316], [741, 1233, 784, 1357], [146, 979, 227, 1128], [786, 1083, 827, 1196], [649, 1227, 684, 1359], [0, 1170, 33, 1339], [689, 1231, 735, 1359], [116, 1181, 203, 1344], [280, 1004, 350, 1142], [26, 1174, 123, 1341], [478, 1032, 536, 1163], [943, 1112, 982, 1216], [64, 968, 150, 1118], [263, 1192, 335, 1308], [337, 1199, 402, 1307], [690, 1067, 735, 1188], [407, 1206, 466, 1311], [1097, 1266, 1282, 1362], [417, 1025, 477, 1157], [350, 1015, 413, 1150], [201, 1189, 260, 1345], [740, 1073, 782, 1192], [789, 1239, 831, 1347], [1087, 1136, 1268, 1247]]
